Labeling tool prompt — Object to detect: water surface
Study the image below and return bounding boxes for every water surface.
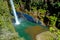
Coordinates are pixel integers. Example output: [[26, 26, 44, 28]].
[[14, 17, 48, 40]]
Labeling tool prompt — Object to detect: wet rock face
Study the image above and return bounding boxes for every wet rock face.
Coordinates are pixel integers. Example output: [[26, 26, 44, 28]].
[[43, 16, 50, 26], [55, 16, 60, 29], [56, 20, 60, 29], [36, 31, 57, 40]]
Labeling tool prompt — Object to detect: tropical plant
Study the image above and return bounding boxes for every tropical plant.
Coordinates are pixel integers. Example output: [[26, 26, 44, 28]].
[[0, 0, 25, 40]]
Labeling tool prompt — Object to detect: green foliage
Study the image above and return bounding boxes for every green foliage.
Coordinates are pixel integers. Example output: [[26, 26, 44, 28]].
[[49, 15, 57, 27], [0, 0, 25, 40], [14, 3, 19, 9], [32, 7, 37, 11], [38, 9, 46, 14], [57, 2, 60, 7], [49, 27, 60, 40], [49, 27, 55, 32]]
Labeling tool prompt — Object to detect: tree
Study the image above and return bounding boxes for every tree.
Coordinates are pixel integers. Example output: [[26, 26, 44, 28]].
[[0, 0, 25, 40]]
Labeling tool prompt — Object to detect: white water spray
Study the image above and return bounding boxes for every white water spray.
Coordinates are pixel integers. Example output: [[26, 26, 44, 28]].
[[10, 0, 20, 25]]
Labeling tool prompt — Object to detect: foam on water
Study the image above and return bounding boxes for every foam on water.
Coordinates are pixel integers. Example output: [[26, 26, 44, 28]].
[[10, 0, 20, 25]]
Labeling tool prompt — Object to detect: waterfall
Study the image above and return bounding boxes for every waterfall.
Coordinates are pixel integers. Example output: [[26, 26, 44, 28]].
[[10, 0, 20, 25]]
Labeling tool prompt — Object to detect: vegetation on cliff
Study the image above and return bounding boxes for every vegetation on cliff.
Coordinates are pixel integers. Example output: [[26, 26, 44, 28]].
[[0, 0, 25, 40], [14, 0, 60, 40], [0, 0, 60, 40]]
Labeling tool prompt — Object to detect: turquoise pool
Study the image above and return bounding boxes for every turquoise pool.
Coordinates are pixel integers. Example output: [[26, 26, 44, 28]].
[[13, 17, 48, 40]]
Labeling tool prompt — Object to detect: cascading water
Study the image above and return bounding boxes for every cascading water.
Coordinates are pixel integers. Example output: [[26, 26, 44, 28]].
[[10, 0, 20, 25]]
